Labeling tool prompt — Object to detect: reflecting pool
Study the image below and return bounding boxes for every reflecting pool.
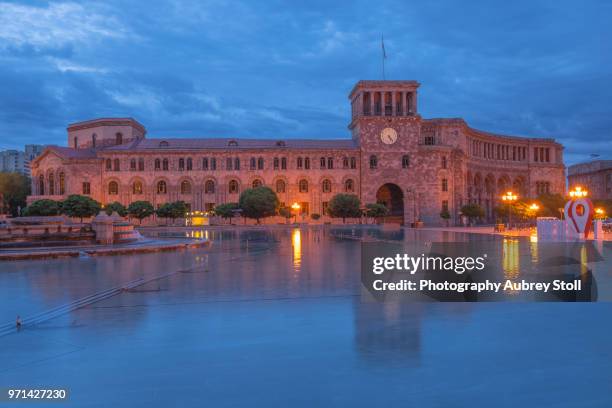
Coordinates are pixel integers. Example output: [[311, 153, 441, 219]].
[[1, 226, 611, 407]]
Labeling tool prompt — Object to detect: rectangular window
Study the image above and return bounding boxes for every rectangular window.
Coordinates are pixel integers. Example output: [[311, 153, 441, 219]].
[[281, 157, 287, 170], [82, 182, 91, 195], [205, 203, 215, 212], [210, 158, 217, 170], [545, 148, 550, 162], [202, 158, 209, 170], [322, 201, 329, 215], [138, 158, 145, 171], [327, 157, 333, 169], [226, 158, 233, 170], [442, 200, 449, 212], [441, 178, 448, 192], [534, 147, 538, 162]]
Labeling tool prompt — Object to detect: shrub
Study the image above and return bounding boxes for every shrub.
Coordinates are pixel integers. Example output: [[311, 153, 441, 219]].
[[327, 194, 362, 223]]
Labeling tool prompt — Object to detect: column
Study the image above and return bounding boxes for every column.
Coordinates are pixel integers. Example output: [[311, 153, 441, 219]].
[[391, 92, 396, 116]]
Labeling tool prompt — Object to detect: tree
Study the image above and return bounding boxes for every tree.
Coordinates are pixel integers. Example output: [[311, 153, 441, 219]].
[[238, 186, 279, 224], [156, 201, 188, 225], [440, 208, 451, 226], [22, 199, 61, 216], [311, 213, 321, 220], [365, 203, 389, 223], [0, 172, 30, 216], [62, 194, 101, 222], [537, 193, 566, 218], [104, 201, 127, 217], [460, 203, 484, 225], [127, 201, 155, 225], [327, 194, 362, 223], [278, 206, 292, 224], [213, 203, 239, 225]]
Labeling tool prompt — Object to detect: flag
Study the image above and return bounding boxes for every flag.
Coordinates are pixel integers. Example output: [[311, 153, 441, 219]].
[[381, 35, 387, 59]]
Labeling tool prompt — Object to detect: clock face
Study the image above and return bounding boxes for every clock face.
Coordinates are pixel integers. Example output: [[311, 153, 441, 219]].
[[380, 127, 398, 145]]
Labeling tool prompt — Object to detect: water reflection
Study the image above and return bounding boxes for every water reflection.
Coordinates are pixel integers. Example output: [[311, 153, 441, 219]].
[[292, 228, 302, 272]]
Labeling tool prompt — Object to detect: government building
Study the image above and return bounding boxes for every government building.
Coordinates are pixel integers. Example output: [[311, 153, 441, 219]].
[[29, 80, 566, 225]]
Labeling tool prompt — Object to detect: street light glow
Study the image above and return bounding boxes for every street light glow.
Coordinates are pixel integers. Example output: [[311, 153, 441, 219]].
[[502, 191, 518, 201], [569, 186, 588, 198], [291, 202, 301, 210]]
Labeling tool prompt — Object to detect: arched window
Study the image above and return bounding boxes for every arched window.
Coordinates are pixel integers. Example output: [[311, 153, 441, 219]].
[[180, 180, 192, 194], [106, 158, 112, 171], [162, 158, 169, 171], [252, 179, 262, 188], [228, 140, 238, 147], [276, 179, 286, 193], [59, 172, 65, 195], [257, 157, 264, 170], [38, 175, 45, 195], [48, 173, 55, 195], [113, 158, 120, 171], [159, 141, 169, 147], [401, 155, 410, 169], [228, 180, 239, 194], [157, 180, 167, 194], [299, 179, 308, 193], [297, 157, 303, 169], [250, 157, 256, 170], [130, 159, 136, 170], [138, 158, 145, 171], [369, 155, 377, 169], [187, 158, 193, 170], [155, 158, 161, 170], [322, 179, 331, 193], [204, 180, 215, 194], [92, 133, 97, 148], [345, 179, 354, 193], [178, 158, 185, 170], [116, 133, 123, 145], [133, 181, 143, 194], [304, 157, 310, 169], [234, 157, 240, 170], [108, 181, 119, 195]]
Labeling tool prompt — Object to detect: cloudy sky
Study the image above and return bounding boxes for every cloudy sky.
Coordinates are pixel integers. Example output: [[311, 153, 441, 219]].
[[0, 0, 610, 165]]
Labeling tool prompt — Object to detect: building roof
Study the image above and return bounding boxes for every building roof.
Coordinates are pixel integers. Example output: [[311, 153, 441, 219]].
[[67, 117, 146, 133], [103, 137, 358, 151], [568, 160, 612, 176]]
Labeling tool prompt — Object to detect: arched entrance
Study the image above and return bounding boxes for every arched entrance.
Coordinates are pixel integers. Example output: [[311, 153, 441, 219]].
[[376, 183, 404, 224]]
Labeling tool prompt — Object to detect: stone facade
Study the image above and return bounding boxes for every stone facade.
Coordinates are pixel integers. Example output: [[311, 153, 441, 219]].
[[568, 160, 612, 200], [29, 80, 566, 225]]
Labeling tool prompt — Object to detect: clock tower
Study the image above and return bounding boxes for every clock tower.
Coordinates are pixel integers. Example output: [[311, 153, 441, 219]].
[[348, 80, 423, 224]]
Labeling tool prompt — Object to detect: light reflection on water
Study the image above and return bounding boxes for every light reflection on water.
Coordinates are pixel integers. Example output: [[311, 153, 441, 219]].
[[0, 226, 611, 407]]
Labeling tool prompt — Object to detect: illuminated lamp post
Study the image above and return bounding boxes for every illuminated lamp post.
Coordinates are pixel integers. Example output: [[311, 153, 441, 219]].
[[291, 202, 301, 224], [569, 186, 588, 199], [501, 191, 518, 229], [595, 207, 605, 220]]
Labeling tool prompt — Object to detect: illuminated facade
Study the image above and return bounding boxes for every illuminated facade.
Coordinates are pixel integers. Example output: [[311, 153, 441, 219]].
[[29, 80, 565, 224]]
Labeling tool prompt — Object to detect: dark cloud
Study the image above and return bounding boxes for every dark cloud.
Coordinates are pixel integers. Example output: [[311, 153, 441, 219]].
[[0, 0, 610, 165]]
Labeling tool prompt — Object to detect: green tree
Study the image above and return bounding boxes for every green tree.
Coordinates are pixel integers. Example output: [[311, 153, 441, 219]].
[[104, 201, 127, 217], [278, 206, 292, 224], [62, 194, 101, 222], [238, 186, 279, 224], [155, 203, 173, 225], [310, 213, 321, 220], [327, 194, 362, 223], [460, 203, 485, 225], [440, 208, 451, 226], [213, 203, 239, 225], [365, 203, 389, 223], [22, 199, 61, 216], [0, 172, 30, 216], [127, 201, 155, 225], [537, 193, 566, 218], [156, 201, 188, 225]]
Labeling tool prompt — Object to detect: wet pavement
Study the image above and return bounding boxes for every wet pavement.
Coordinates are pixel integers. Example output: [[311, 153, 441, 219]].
[[0, 226, 611, 407]]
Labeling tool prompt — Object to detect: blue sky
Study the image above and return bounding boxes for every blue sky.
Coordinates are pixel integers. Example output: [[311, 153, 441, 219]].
[[0, 0, 610, 165]]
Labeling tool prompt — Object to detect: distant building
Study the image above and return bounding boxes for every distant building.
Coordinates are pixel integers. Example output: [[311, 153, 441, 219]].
[[568, 160, 612, 200], [0, 145, 46, 176], [0, 149, 25, 174], [29, 80, 565, 225]]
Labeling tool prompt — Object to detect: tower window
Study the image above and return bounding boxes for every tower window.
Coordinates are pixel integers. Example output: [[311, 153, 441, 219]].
[[369, 155, 377, 169], [115, 133, 123, 145], [402, 155, 410, 169]]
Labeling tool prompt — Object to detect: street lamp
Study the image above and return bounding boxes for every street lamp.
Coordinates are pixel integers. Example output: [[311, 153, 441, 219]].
[[569, 186, 588, 198], [501, 191, 518, 229], [291, 202, 301, 224], [595, 207, 605, 220]]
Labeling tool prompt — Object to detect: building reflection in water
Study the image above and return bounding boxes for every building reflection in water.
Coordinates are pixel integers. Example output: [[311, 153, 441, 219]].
[[502, 238, 520, 280]]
